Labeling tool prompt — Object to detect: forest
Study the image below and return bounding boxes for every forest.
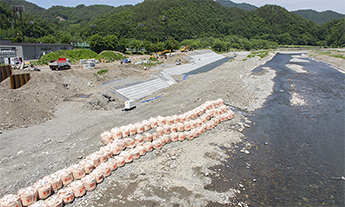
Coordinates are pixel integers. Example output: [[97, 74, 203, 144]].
[[1, 0, 344, 53]]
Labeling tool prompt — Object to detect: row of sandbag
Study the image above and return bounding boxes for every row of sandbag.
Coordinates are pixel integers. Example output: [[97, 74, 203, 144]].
[[0, 99, 234, 207], [100, 99, 227, 144]]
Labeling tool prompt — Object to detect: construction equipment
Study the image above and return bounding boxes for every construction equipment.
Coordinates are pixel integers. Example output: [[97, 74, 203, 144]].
[[48, 58, 71, 70], [180, 45, 194, 52], [158, 50, 171, 57]]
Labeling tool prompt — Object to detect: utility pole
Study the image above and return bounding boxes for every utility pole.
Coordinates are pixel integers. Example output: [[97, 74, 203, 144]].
[[11, 5, 25, 42], [162, 16, 168, 42]]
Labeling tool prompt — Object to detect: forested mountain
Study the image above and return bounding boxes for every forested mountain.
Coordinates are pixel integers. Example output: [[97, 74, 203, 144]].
[[293, 9, 345, 25], [215, 0, 257, 11], [1, 0, 344, 48]]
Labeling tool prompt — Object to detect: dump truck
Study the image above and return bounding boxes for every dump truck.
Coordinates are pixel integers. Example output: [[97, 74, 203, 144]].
[[48, 58, 71, 70]]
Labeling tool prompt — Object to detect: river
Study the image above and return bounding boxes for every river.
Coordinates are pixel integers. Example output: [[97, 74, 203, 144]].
[[207, 53, 345, 206]]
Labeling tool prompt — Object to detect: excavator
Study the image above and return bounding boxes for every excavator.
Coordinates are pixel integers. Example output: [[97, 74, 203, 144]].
[[180, 45, 193, 52]]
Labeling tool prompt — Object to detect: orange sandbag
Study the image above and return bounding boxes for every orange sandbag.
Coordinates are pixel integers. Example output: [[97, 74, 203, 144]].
[[176, 123, 184, 132], [163, 125, 170, 134], [136, 145, 146, 156], [170, 124, 177, 133], [44, 194, 63, 207], [18, 187, 37, 206], [143, 142, 153, 152], [68, 181, 85, 198], [34, 180, 52, 200], [100, 146, 113, 158], [178, 132, 185, 141], [170, 132, 178, 142], [100, 131, 113, 144], [129, 148, 140, 160], [119, 151, 133, 163], [81, 175, 96, 191], [110, 127, 122, 139], [97, 163, 111, 177], [156, 127, 164, 136], [113, 139, 126, 150], [134, 135, 144, 145], [95, 151, 107, 163], [57, 188, 74, 204], [44, 173, 62, 192], [143, 133, 153, 142], [28, 200, 48, 207], [152, 140, 162, 150], [107, 158, 118, 171], [123, 138, 135, 149], [157, 116, 166, 126], [149, 117, 158, 128], [86, 153, 101, 167], [79, 159, 94, 174], [135, 123, 144, 134], [107, 142, 122, 155], [142, 120, 151, 131], [0, 194, 22, 207], [162, 134, 171, 144], [68, 164, 86, 180], [128, 124, 137, 136], [90, 169, 104, 184], [56, 169, 73, 185], [152, 133, 158, 140], [113, 156, 125, 167]]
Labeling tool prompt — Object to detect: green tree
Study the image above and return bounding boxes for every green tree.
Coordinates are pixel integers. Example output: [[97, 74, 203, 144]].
[[42, 35, 57, 44], [143, 41, 152, 53], [88, 34, 105, 53], [130, 39, 143, 52], [212, 39, 224, 52], [104, 35, 118, 50], [118, 38, 129, 53]]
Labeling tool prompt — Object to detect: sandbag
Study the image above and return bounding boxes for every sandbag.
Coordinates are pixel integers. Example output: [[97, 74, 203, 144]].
[[178, 132, 185, 141], [149, 117, 158, 128], [123, 138, 135, 149], [196, 119, 203, 128], [178, 114, 186, 123], [143, 133, 153, 142], [142, 120, 151, 131], [18, 187, 37, 207], [136, 145, 146, 156], [56, 169, 73, 185], [68, 164, 85, 180], [57, 188, 74, 204], [97, 163, 111, 177], [128, 124, 137, 136], [68, 180, 85, 198], [170, 124, 177, 133], [81, 175, 96, 191], [157, 116, 165, 126], [184, 121, 191, 131], [95, 151, 107, 163], [107, 158, 118, 171], [135, 123, 144, 134], [120, 126, 129, 138], [165, 116, 173, 126], [129, 148, 140, 160], [86, 153, 101, 167], [170, 132, 178, 142], [134, 135, 144, 145], [44, 173, 62, 192], [33, 180, 51, 200], [152, 140, 162, 150], [190, 120, 197, 129], [192, 129, 199, 138], [152, 133, 158, 141], [143, 142, 153, 152], [110, 127, 122, 139], [113, 156, 125, 167], [0, 194, 22, 207], [156, 127, 164, 136], [79, 159, 94, 174], [172, 115, 179, 124], [185, 131, 194, 140], [158, 137, 166, 146], [176, 123, 184, 132], [163, 125, 170, 134], [90, 169, 103, 184], [119, 151, 132, 163], [162, 134, 171, 144], [28, 200, 47, 207], [100, 131, 113, 144], [44, 194, 63, 207], [113, 139, 126, 150], [107, 142, 122, 156], [100, 146, 113, 158]]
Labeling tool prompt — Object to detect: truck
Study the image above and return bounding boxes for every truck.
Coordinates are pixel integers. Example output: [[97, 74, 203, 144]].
[[48, 58, 71, 70]]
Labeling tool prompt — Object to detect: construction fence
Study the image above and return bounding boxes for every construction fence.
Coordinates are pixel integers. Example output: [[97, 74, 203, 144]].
[[0, 65, 12, 83], [0, 65, 31, 89]]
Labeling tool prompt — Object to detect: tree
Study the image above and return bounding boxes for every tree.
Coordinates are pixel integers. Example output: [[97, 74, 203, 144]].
[[42, 35, 57, 44], [212, 39, 224, 52], [143, 41, 152, 53], [130, 40, 143, 52], [88, 34, 105, 53], [118, 38, 129, 53], [104, 35, 118, 50], [164, 37, 179, 50]]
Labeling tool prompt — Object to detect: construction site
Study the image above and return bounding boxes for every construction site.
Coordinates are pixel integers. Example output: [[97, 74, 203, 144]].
[[1, 48, 344, 206]]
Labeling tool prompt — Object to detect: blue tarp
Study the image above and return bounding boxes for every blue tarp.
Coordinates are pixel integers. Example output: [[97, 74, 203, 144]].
[[140, 96, 162, 103]]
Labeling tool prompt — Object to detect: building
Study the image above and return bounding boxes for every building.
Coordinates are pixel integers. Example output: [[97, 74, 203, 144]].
[[0, 40, 73, 63]]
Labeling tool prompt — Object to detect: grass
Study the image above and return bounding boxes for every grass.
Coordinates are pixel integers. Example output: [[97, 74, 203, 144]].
[[142, 62, 164, 67], [247, 50, 269, 59], [97, 69, 108, 75]]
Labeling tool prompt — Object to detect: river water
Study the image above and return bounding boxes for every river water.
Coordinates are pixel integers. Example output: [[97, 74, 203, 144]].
[[207, 53, 345, 206]]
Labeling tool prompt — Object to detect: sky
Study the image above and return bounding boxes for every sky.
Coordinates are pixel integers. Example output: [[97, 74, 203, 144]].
[[27, 0, 345, 14]]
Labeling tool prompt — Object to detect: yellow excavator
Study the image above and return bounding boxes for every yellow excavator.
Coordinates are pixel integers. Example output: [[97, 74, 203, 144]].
[[158, 50, 171, 57], [180, 45, 192, 52]]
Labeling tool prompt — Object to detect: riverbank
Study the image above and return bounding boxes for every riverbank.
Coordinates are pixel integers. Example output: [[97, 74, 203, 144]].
[[1, 50, 277, 206]]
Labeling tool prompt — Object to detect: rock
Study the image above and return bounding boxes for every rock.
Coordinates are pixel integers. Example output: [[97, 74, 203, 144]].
[[0, 130, 2, 134], [244, 150, 250, 154]]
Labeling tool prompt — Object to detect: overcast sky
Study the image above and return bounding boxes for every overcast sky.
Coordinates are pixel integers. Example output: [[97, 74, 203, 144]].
[[27, 0, 345, 14]]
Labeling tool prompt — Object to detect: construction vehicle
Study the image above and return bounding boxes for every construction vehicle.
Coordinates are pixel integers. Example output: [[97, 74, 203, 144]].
[[48, 58, 71, 70], [180, 45, 194, 52], [158, 50, 171, 57]]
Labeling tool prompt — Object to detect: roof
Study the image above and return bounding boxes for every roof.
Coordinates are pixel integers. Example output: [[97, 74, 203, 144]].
[[0, 42, 72, 47]]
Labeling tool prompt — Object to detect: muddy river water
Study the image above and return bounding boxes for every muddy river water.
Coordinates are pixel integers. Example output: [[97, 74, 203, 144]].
[[208, 53, 344, 206]]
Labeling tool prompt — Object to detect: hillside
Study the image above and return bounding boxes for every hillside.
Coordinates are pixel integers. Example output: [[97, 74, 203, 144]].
[[293, 9, 345, 25], [215, 0, 257, 11]]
